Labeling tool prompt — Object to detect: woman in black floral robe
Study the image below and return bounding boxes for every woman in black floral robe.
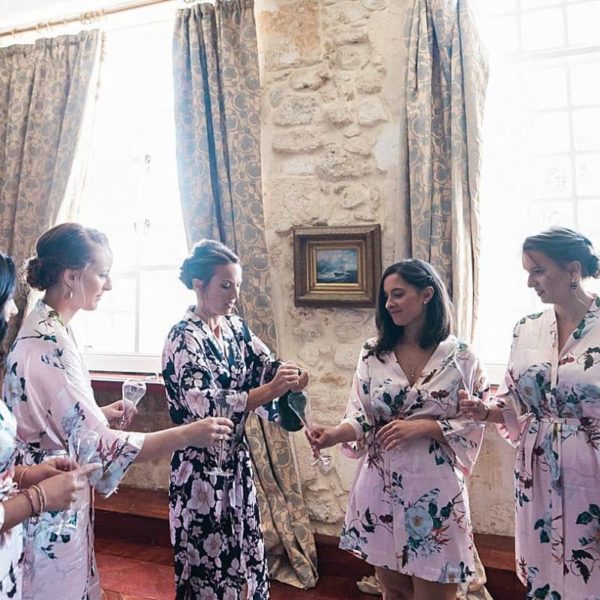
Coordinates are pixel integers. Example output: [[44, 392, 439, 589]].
[[162, 240, 307, 599]]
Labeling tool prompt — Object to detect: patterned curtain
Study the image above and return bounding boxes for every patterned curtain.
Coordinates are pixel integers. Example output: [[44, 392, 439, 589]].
[[403, 0, 488, 342], [0, 30, 101, 344], [172, 0, 317, 589]]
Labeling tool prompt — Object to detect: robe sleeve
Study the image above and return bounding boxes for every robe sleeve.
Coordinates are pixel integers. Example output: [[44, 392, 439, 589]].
[[340, 343, 375, 459], [162, 327, 248, 424], [15, 340, 143, 497], [494, 319, 532, 447], [436, 347, 488, 476]]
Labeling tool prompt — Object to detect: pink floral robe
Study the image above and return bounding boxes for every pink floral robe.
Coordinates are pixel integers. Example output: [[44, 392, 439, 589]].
[[496, 297, 600, 599], [340, 335, 487, 584], [2, 301, 144, 600]]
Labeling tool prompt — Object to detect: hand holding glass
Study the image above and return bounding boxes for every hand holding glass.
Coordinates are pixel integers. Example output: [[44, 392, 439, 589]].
[[453, 353, 481, 425], [206, 389, 236, 478], [120, 379, 147, 429], [287, 391, 333, 472]]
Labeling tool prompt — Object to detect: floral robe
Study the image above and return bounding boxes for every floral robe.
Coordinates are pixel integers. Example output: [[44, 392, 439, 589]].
[[2, 301, 143, 600], [496, 297, 600, 600], [162, 309, 280, 599], [339, 335, 486, 584], [0, 401, 23, 600]]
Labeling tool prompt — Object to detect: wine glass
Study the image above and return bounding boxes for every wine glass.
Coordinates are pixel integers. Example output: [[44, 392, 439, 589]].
[[287, 391, 334, 473], [453, 352, 481, 425], [120, 379, 147, 429], [60, 428, 100, 531], [206, 389, 236, 478]]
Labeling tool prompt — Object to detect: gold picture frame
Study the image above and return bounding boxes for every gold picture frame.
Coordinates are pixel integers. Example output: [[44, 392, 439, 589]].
[[293, 225, 382, 308]]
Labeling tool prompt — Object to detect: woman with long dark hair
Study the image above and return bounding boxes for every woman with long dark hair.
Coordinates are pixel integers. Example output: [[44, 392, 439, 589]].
[[310, 259, 487, 600]]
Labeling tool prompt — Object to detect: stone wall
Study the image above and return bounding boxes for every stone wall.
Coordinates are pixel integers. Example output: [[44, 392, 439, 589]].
[[106, 0, 516, 541]]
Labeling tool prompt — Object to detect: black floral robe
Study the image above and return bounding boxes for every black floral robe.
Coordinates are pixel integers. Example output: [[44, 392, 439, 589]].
[[162, 308, 279, 600]]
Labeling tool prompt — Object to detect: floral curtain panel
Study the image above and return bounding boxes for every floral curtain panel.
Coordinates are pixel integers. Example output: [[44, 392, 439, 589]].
[[0, 30, 101, 344], [403, 0, 488, 342], [172, 0, 317, 589]]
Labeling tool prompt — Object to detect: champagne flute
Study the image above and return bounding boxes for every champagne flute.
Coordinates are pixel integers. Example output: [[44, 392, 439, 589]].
[[453, 352, 480, 425], [120, 379, 147, 429], [61, 428, 100, 531], [206, 389, 236, 478], [287, 390, 334, 473]]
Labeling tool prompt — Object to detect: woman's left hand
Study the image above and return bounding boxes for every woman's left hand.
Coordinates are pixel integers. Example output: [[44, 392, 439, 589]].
[[376, 419, 431, 450], [102, 400, 136, 427], [20, 457, 77, 487]]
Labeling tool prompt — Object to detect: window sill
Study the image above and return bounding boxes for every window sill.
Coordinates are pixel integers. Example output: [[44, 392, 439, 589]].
[[90, 372, 164, 394]]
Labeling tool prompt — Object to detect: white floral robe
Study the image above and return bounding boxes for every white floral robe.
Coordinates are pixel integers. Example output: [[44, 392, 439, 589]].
[[496, 297, 600, 600], [339, 335, 486, 584], [0, 401, 23, 600], [162, 309, 280, 599], [2, 301, 144, 600]]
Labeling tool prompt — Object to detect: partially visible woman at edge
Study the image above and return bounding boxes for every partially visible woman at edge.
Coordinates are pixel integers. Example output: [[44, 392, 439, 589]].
[[461, 226, 600, 600], [309, 259, 488, 600], [162, 239, 308, 599], [1, 251, 97, 600], [2, 223, 234, 600]]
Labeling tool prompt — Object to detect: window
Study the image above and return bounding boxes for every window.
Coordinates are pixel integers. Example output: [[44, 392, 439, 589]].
[[473, 0, 600, 380], [71, 18, 191, 373]]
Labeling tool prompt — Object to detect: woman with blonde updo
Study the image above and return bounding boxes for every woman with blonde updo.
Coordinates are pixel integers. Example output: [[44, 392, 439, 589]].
[[4, 223, 233, 600]]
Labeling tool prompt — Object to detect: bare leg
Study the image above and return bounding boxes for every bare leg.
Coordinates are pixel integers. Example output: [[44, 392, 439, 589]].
[[412, 576, 458, 600], [374, 567, 413, 600]]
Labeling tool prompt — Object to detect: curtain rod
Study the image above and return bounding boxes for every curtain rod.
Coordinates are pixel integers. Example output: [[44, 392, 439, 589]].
[[0, 0, 198, 39]]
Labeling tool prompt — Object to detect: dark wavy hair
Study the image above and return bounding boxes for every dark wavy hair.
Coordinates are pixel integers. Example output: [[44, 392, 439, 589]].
[[179, 239, 239, 289], [373, 259, 452, 357], [25, 223, 110, 291], [523, 226, 600, 278], [0, 252, 17, 344]]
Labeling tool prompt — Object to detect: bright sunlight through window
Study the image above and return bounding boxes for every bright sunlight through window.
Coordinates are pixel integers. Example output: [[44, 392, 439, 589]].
[[72, 19, 191, 373], [473, 0, 600, 380]]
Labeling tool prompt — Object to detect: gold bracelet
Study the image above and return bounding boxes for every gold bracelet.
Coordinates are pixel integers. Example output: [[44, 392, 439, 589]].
[[17, 465, 31, 489], [19, 489, 39, 517], [30, 484, 46, 514]]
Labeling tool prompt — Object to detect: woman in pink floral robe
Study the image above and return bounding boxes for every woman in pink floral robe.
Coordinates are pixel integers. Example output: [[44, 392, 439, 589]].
[[462, 227, 600, 600], [311, 260, 487, 600]]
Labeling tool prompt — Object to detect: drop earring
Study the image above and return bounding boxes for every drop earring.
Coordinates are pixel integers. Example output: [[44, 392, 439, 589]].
[[67, 288, 73, 300], [570, 280, 578, 294]]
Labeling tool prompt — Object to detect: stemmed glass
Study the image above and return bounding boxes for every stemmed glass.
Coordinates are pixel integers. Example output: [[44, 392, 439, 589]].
[[453, 352, 481, 425], [287, 390, 334, 473], [61, 428, 100, 531], [206, 389, 236, 478], [120, 379, 147, 429]]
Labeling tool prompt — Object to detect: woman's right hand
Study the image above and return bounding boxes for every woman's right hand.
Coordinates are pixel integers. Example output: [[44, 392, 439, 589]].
[[39, 463, 102, 512], [458, 390, 488, 420], [307, 425, 338, 452], [185, 416, 234, 448]]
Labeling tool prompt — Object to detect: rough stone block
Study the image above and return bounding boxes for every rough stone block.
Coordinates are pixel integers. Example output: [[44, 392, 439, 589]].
[[317, 145, 372, 181], [289, 67, 330, 91], [357, 96, 388, 126], [325, 104, 356, 128], [357, 69, 384, 94], [274, 95, 320, 126], [273, 127, 324, 154]]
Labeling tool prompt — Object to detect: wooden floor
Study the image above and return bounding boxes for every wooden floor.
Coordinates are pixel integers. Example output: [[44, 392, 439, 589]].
[[95, 487, 526, 600]]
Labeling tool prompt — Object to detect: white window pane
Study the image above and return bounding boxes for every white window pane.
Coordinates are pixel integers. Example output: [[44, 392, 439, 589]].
[[526, 111, 571, 154], [521, 9, 565, 52], [139, 271, 192, 355], [73, 278, 137, 354], [576, 153, 600, 195], [529, 156, 573, 198], [523, 67, 568, 110], [473, 0, 516, 17], [577, 198, 600, 243], [522, 0, 561, 8], [478, 14, 519, 54], [568, 3, 600, 47], [573, 107, 600, 151], [530, 200, 575, 229], [571, 62, 600, 106]]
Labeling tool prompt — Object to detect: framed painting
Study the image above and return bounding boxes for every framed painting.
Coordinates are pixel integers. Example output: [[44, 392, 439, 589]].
[[293, 225, 382, 307]]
